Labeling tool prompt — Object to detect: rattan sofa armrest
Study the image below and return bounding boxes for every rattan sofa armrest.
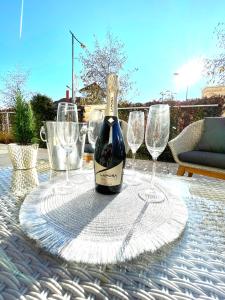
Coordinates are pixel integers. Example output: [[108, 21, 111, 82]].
[[168, 120, 204, 164]]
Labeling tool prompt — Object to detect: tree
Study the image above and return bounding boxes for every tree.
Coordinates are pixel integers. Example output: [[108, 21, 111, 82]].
[[80, 32, 138, 101], [30, 94, 55, 146], [12, 90, 37, 145], [205, 23, 225, 85], [0, 68, 29, 107]]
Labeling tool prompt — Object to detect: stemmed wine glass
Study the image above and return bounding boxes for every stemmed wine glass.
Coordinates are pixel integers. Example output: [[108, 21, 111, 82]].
[[139, 104, 170, 203], [126, 111, 145, 184], [57, 102, 79, 186], [88, 109, 104, 150]]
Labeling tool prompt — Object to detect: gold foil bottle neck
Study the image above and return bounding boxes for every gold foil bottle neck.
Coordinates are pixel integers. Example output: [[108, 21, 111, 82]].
[[105, 73, 119, 117]]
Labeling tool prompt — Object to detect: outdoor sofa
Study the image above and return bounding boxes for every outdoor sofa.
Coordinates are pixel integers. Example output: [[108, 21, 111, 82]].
[[168, 117, 225, 180]]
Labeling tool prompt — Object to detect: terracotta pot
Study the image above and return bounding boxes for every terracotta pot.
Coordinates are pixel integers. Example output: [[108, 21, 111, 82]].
[[8, 143, 39, 170]]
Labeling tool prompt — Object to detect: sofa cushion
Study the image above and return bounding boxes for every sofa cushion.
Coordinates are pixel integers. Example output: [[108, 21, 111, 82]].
[[178, 151, 225, 169], [195, 117, 225, 153]]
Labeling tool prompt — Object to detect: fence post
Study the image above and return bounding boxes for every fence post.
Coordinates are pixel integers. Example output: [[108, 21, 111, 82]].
[[6, 113, 9, 132], [222, 104, 225, 116]]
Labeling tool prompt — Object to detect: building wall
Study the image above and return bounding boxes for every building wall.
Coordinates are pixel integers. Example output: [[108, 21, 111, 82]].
[[83, 104, 106, 122], [202, 86, 225, 98]]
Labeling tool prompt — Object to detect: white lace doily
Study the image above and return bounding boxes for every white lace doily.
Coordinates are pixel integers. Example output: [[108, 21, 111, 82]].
[[19, 170, 188, 264]]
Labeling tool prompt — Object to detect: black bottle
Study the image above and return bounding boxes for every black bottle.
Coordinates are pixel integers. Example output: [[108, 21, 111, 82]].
[[94, 73, 126, 194]]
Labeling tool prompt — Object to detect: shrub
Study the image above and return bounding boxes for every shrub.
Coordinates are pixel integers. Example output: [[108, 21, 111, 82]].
[[30, 93, 55, 148], [0, 131, 14, 144], [12, 91, 38, 145]]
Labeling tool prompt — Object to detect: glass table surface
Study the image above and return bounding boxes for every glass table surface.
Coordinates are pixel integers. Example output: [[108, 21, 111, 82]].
[[0, 162, 225, 300]]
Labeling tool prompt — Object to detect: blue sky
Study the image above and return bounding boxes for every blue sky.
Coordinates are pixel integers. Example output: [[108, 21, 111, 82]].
[[0, 0, 224, 103]]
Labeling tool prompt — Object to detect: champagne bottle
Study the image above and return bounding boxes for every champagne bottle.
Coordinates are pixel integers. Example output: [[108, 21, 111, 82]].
[[94, 73, 126, 194]]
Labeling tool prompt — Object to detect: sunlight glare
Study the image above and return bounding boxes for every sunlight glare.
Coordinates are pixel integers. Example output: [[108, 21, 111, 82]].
[[174, 57, 204, 91]]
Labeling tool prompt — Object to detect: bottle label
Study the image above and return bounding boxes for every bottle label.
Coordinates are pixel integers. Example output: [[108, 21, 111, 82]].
[[109, 95, 114, 115], [95, 161, 123, 186], [105, 94, 117, 117], [105, 73, 118, 117]]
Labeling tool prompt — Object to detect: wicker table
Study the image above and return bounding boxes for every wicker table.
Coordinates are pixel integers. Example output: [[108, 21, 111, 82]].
[[0, 164, 225, 299]]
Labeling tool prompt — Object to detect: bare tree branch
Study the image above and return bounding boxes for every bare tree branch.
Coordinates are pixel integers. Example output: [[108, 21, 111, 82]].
[[80, 32, 138, 101], [205, 23, 225, 85], [0, 68, 30, 107]]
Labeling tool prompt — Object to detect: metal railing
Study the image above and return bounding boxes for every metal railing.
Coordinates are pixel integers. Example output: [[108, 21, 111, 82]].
[[118, 104, 219, 110], [0, 104, 221, 133]]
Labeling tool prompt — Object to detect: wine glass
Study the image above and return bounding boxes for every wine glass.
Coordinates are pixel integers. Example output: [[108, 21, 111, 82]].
[[139, 104, 170, 203], [126, 111, 145, 184], [88, 109, 104, 150], [57, 102, 79, 186]]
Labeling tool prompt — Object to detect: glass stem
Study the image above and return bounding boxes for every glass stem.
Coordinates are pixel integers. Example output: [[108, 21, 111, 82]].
[[132, 152, 136, 171], [66, 151, 70, 184], [151, 158, 157, 187]]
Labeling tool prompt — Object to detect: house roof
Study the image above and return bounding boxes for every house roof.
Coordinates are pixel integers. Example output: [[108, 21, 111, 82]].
[[53, 97, 83, 107], [79, 82, 103, 92]]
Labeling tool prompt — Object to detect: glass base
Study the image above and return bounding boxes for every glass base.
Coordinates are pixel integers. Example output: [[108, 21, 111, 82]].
[[70, 171, 90, 184], [124, 169, 142, 186], [52, 181, 76, 195], [51, 170, 90, 194], [138, 187, 166, 203], [125, 177, 142, 186]]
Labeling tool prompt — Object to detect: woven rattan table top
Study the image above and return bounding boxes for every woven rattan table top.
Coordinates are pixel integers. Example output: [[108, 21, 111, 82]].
[[0, 163, 225, 299]]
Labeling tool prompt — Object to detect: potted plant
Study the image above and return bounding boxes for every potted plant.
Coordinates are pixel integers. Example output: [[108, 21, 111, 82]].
[[8, 91, 39, 169]]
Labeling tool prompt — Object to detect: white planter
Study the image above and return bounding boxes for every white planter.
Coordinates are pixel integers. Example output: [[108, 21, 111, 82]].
[[8, 143, 39, 170]]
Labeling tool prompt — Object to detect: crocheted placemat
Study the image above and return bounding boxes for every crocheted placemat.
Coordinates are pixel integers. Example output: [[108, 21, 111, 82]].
[[19, 170, 188, 264]]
